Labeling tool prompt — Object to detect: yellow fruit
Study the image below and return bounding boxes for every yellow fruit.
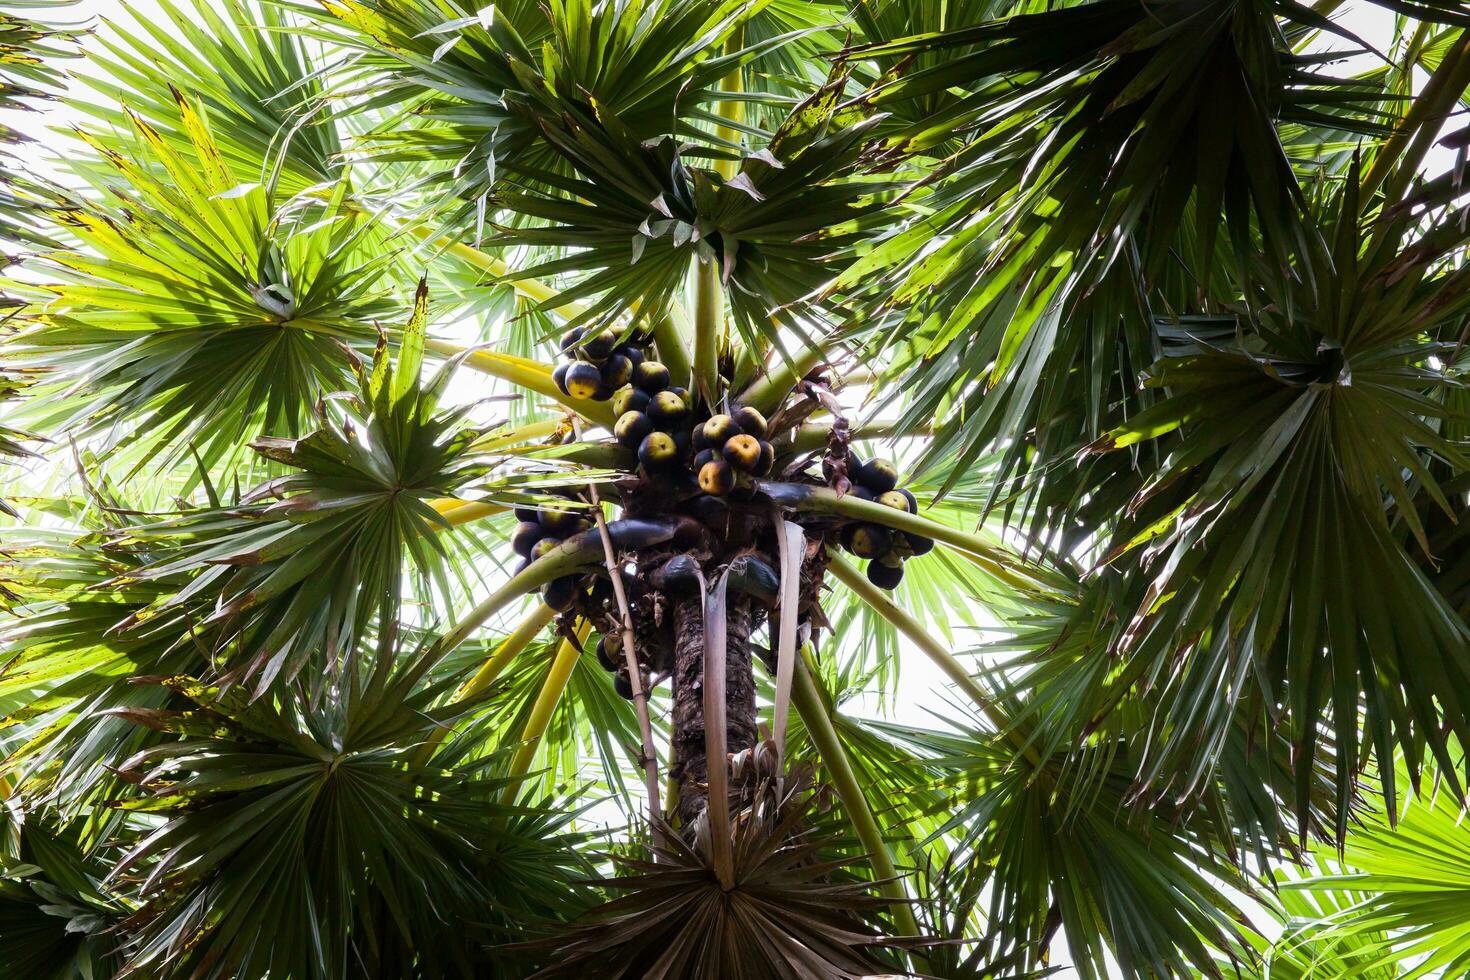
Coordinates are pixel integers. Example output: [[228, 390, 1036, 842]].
[[723, 433, 762, 472], [877, 490, 911, 512], [699, 459, 736, 495]]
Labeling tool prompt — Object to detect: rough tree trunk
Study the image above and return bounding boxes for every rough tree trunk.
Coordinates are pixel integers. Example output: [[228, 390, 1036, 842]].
[[670, 593, 758, 829]]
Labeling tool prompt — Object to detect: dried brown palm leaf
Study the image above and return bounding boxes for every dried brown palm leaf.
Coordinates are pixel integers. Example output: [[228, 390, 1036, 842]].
[[527, 774, 900, 980]]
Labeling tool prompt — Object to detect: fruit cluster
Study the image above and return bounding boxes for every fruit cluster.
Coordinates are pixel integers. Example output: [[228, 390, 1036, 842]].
[[691, 407, 774, 495], [511, 498, 593, 610], [838, 455, 933, 590], [612, 360, 694, 472], [593, 631, 636, 700], [552, 327, 647, 401]]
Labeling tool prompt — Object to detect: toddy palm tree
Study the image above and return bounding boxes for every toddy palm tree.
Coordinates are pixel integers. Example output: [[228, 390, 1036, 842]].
[[2, 0, 1470, 977]]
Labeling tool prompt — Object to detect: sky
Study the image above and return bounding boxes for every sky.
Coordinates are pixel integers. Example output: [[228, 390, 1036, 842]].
[[0, 1, 1442, 976]]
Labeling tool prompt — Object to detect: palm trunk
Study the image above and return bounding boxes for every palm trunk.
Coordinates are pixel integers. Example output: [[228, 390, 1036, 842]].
[[669, 594, 758, 828]]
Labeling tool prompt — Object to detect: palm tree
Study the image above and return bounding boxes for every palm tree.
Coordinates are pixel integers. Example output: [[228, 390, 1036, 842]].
[[2, 0, 1469, 976]]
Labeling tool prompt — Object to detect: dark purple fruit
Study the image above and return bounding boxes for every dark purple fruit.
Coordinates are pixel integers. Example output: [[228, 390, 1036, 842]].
[[647, 390, 689, 428], [530, 536, 562, 561], [702, 414, 740, 447], [638, 431, 679, 468], [544, 575, 580, 611], [615, 411, 653, 449], [848, 524, 892, 559], [583, 329, 617, 361], [538, 506, 584, 535], [601, 353, 633, 389], [633, 360, 671, 394], [595, 635, 620, 671], [559, 327, 585, 352], [699, 459, 735, 496], [903, 531, 935, 556], [723, 433, 762, 472], [693, 447, 717, 470], [564, 362, 603, 400], [732, 406, 767, 439], [856, 459, 899, 495], [866, 559, 904, 590], [552, 362, 571, 396], [613, 387, 650, 417], [511, 521, 546, 558], [613, 673, 635, 700], [753, 440, 774, 477], [616, 344, 645, 368]]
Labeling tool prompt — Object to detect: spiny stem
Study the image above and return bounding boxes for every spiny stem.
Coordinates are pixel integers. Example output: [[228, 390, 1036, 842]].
[[573, 419, 665, 849], [791, 656, 923, 945]]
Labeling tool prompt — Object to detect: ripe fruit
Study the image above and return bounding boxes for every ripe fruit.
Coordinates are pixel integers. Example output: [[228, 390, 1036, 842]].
[[544, 575, 580, 611], [614, 673, 635, 700], [615, 411, 653, 449], [530, 536, 562, 561], [699, 459, 736, 495], [595, 635, 620, 671], [733, 406, 767, 439], [867, 559, 904, 590], [693, 447, 717, 470], [753, 440, 774, 477], [601, 353, 633, 389], [848, 484, 874, 501], [647, 390, 688, 427], [898, 488, 918, 512], [723, 433, 762, 472], [638, 431, 680, 468], [903, 531, 935, 556], [564, 361, 603, 399], [617, 344, 644, 368], [633, 360, 671, 393], [511, 521, 545, 558], [877, 490, 911, 512], [856, 459, 899, 494], [583, 329, 617, 361], [552, 362, 571, 396], [559, 327, 584, 352], [702, 414, 740, 447], [513, 506, 541, 523], [848, 523, 893, 559], [539, 506, 584, 535], [613, 387, 650, 417]]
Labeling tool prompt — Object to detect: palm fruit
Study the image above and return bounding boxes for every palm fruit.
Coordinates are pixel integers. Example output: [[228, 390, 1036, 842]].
[[753, 440, 774, 477], [617, 344, 645, 368], [723, 433, 762, 472], [583, 329, 617, 361], [855, 458, 899, 494], [543, 575, 580, 611], [877, 489, 911, 512], [513, 506, 541, 523], [903, 531, 935, 556], [668, 386, 690, 402], [647, 390, 689, 428], [847, 523, 892, 559], [595, 635, 620, 671], [601, 353, 633, 389], [530, 536, 562, 561], [615, 410, 653, 449], [564, 361, 603, 399], [633, 360, 671, 393], [699, 458, 736, 496], [848, 484, 874, 501], [671, 427, 693, 459], [552, 362, 571, 396], [889, 534, 914, 560], [613, 673, 635, 700], [511, 521, 546, 558], [867, 559, 904, 590], [702, 414, 740, 447], [539, 505, 584, 535], [898, 488, 918, 512], [613, 387, 650, 417], [559, 327, 585, 353], [693, 447, 717, 470], [638, 431, 680, 468], [732, 406, 767, 439]]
